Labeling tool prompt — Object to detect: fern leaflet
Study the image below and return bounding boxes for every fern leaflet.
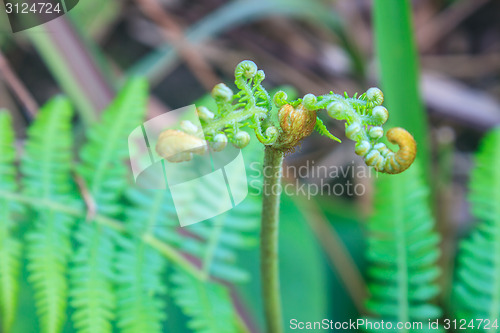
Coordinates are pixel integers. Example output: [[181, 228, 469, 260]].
[[115, 177, 180, 333], [171, 268, 237, 333], [70, 78, 148, 333], [365, 164, 442, 331], [21, 97, 75, 333], [0, 111, 22, 333], [453, 128, 500, 326]]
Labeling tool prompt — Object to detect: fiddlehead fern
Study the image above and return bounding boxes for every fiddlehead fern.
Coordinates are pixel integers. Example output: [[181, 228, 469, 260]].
[[156, 60, 416, 174]]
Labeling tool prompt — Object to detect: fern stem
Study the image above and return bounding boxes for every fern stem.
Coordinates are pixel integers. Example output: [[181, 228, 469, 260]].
[[260, 146, 284, 333]]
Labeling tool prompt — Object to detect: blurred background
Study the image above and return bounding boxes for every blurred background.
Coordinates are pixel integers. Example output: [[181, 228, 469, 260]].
[[1, 0, 500, 332]]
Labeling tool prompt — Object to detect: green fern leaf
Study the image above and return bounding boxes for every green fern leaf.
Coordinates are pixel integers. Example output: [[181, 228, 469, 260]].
[[70, 78, 149, 333], [180, 142, 263, 283], [453, 128, 500, 324], [115, 182, 180, 333], [21, 97, 75, 333], [0, 111, 22, 333], [171, 268, 237, 333], [365, 164, 442, 330]]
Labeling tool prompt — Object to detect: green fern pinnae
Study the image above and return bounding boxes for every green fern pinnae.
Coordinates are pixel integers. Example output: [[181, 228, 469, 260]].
[[171, 268, 237, 333], [115, 185, 180, 333], [184, 198, 260, 283], [76, 78, 149, 214], [453, 128, 500, 324], [365, 164, 442, 330], [0, 111, 22, 333], [70, 78, 149, 333], [21, 97, 75, 333]]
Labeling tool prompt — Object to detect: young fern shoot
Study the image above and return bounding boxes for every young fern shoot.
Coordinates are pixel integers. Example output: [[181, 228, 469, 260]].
[[156, 60, 417, 333]]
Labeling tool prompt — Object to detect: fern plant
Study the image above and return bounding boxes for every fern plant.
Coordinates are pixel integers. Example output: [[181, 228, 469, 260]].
[[452, 128, 500, 326], [155, 60, 418, 332], [0, 60, 419, 333], [364, 164, 442, 331]]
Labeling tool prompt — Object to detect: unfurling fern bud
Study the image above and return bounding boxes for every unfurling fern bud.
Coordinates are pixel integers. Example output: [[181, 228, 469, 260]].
[[235, 60, 258, 79], [359, 128, 417, 174], [197, 106, 214, 122], [327, 101, 347, 119], [274, 103, 317, 152], [368, 126, 384, 140], [346, 122, 362, 140], [355, 141, 371, 156], [212, 133, 228, 152], [366, 87, 384, 106], [212, 83, 233, 102], [371, 106, 389, 125], [156, 129, 207, 163], [233, 131, 251, 149], [180, 120, 199, 135]]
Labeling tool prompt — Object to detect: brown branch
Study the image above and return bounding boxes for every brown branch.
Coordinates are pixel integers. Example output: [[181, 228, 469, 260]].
[[135, 0, 220, 91], [0, 50, 38, 117]]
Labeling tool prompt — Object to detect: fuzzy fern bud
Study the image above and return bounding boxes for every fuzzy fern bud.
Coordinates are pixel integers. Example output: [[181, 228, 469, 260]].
[[180, 120, 199, 135], [346, 123, 362, 140], [366, 87, 384, 106], [211, 83, 233, 102], [197, 106, 214, 122], [212, 133, 228, 152], [156, 129, 207, 163], [233, 131, 251, 149], [368, 126, 384, 140], [371, 106, 389, 125], [327, 101, 346, 119]]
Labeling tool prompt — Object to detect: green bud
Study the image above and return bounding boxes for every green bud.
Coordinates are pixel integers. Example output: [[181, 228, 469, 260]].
[[372, 106, 389, 125], [368, 126, 384, 139], [365, 150, 382, 167], [233, 131, 251, 149], [327, 102, 346, 119], [265, 126, 279, 141], [197, 106, 214, 121], [355, 141, 371, 156], [236, 60, 258, 79], [211, 83, 233, 102], [345, 122, 361, 140], [302, 94, 317, 109], [273, 91, 288, 107], [366, 87, 384, 106], [212, 133, 228, 152], [180, 120, 199, 134]]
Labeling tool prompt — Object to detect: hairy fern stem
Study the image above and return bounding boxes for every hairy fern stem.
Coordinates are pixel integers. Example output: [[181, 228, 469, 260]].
[[261, 147, 284, 333]]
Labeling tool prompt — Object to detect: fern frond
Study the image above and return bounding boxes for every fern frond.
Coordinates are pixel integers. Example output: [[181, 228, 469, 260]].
[[70, 78, 149, 333], [0, 111, 22, 333], [365, 164, 441, 330], [453, 128, 500, 322], [21, 97, 75, 333], [115, 183, 180, 333], [171, 268, 237, 333], [181, 143, 263, 283], [183, 198, 260, 283]]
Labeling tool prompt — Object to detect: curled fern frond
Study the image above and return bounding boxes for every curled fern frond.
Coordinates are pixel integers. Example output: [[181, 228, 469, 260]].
[[21, 97, 75, 333], [0, 111, 22, 333], [70, 78, 149, 333], [171, 268, 237, 333], [157, 61, 415, 174], [365, 164, 441, 329], [453, 128, 500, 322]]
